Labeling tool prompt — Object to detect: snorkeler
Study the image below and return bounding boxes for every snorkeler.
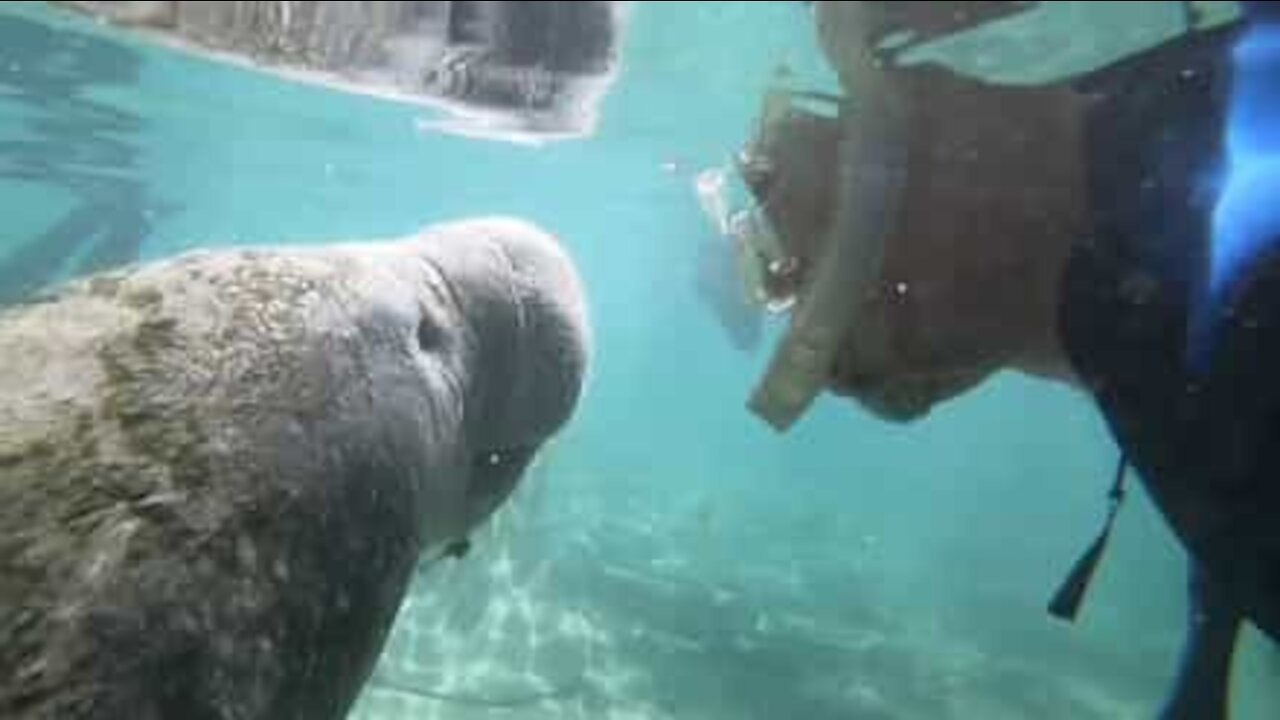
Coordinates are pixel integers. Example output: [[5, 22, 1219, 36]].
[[737, 2, 1280, 718]]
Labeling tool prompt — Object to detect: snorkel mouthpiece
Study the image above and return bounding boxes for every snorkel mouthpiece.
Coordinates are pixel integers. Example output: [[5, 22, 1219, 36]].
[[749, 305, 844, 430]]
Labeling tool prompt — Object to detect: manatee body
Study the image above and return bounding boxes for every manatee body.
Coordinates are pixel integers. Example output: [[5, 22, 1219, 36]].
[[0, 218, 590, 720], [54, 1, 623, 138]]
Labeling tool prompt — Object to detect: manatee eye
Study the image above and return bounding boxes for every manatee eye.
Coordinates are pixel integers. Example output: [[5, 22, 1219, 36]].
[[473, 446, 534, 473], [469, 445, 537, 511]]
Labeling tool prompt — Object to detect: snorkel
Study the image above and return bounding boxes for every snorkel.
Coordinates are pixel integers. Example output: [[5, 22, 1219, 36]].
[[741, 62, 909, 431]]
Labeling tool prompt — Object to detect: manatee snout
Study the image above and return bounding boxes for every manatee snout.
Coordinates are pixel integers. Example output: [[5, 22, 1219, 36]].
[[410, 217, 592, 531]]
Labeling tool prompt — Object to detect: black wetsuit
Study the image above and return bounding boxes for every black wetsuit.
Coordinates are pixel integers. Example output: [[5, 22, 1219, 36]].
[[1062, 4, 1280, 717]]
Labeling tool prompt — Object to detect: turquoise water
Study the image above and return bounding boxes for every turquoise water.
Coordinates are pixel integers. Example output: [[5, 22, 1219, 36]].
[[0, 2, 1238, 718]]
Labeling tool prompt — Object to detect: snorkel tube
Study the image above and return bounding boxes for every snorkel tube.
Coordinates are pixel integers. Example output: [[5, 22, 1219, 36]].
[[745, 67, 909, 431]]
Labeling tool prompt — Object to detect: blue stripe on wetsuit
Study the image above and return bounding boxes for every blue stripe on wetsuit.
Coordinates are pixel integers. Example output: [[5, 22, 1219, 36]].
[[1165, 9, 1280, 720], [1192, 3, 1280, 369]]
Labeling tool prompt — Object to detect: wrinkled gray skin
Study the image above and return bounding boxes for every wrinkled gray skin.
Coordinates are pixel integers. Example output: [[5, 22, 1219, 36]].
[[0, 218, 590, 720]]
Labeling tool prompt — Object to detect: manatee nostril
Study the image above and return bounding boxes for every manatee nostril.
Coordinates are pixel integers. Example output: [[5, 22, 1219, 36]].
[[417, 316, 444, 352]]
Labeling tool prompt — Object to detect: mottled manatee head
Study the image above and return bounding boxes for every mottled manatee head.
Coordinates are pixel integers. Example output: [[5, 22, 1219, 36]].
[[407, 218, 591, 531], [0, 217, 589, 720]]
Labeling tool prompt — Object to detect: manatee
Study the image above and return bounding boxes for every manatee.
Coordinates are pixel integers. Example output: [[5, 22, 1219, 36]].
[[52, 1, 625, 140], [0, 217, 590, 720]]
